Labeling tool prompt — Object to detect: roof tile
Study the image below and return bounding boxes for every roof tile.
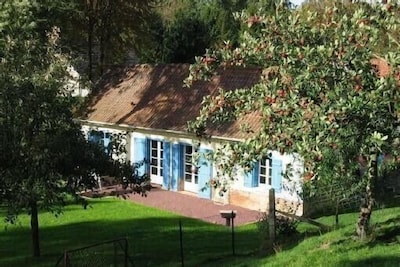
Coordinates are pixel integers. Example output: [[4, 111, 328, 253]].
[[82, 64, 262, 139]]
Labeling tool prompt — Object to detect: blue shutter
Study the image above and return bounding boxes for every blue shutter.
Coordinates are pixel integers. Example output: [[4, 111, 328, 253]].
[[272, 157, 283, 193], [244, 170, 253, 187], [134, 137, 148, 176], [163, 141, 171, 190], [244, 162, 259, 187], [197, 148, 212, 199], [103, 132, 112, 155], [253, 162, 260, 187], [171, 143, 183, 191]]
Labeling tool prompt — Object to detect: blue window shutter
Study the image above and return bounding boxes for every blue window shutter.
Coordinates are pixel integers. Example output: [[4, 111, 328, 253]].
[[103, 132, 112, 155], [163, 141, 171, 190], [244, 162, 259, 187], [272, 157, 283, 193], [198, 148, 212, 199], [134, 137, 148, 176], [244, 170, 253, 187], [253, 162, 260, 187], [172, 143, 183, 191]]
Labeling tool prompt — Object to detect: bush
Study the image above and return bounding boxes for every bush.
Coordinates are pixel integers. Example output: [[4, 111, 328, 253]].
[[275, 215, 299, 236]]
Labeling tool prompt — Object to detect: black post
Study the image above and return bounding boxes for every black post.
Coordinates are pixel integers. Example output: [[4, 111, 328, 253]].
[[231, 211, 235, 256], [124, 238, 128, 267], [179, 220, 184, 267]]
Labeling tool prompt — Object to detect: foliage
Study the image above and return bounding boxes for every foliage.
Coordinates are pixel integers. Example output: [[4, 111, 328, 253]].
[[104, 132, 151, 196], [256, 212, 272, 252], [186, 0, 400, 238], [0, 1, 149, 257], [34, 0, 161, 80], [142, 0, 290, 63], [275, 215, 299, 236], [161, 7, 212, 63]]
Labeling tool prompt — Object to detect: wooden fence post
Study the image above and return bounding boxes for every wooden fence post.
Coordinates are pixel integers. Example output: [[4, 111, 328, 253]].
[[268, 188, 276, 243]]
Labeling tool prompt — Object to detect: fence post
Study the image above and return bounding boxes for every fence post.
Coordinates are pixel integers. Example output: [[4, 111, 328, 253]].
[[179, 220, 184, 267], [268, 188, 276, 243]]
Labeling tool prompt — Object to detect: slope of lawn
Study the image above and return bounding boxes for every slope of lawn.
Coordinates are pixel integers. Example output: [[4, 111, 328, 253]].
[[0, 197, 260, 267], [2, 197, 399, 267], [204, 205, 400, 267]]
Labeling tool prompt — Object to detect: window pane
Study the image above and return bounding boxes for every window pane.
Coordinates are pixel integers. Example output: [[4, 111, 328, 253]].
[[260, 166, 266, 175], [185, 146, 192, 154], [151, 140, 157, 148], [160, 169, 163, 176], [160, 142, 163, 149], [185, 165, 192, 173], [185, 174, 191, 182], [151, 149, 157, 157], [151, 167, 157, 175], [260, 176, 266, 184], [151, 158, 157, 166], [194, 176, 198, 184]]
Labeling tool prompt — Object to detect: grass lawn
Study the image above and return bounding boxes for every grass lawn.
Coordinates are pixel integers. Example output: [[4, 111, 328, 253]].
[[2, 197, 400, 267], [205, 205, 400, 267], [0, 197, 260, 267]]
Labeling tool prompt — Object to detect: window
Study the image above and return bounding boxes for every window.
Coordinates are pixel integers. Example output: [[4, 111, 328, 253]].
[[150, 140, 163, 176], [184, 145, 198, 184], [88, 130, 112, 155], [259, 158, 272, 186]]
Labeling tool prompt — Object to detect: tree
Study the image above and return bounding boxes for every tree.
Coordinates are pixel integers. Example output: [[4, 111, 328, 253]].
[[162, 8, 212, 63], [141, 0, 289, 64], [37, 0, 161, 81], [186, 0, 400, 239], [0, 1, 149, 257]]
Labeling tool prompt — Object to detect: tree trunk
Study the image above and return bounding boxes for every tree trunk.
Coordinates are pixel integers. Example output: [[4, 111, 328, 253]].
[[88, 15, 94, 82], [356, 153, 377, 239], [30, 200, 40, 257], [86, 0, 97, 82]]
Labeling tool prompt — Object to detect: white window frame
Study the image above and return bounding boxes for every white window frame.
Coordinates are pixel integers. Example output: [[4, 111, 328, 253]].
[[259, 158, 272, 186], [150, 140, 163, 177], [183, 145, 198, 185]]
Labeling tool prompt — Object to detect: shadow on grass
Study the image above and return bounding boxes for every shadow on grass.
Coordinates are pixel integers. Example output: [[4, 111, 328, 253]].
[[1, 215, 260, 267], [338, 256, 400, 267]]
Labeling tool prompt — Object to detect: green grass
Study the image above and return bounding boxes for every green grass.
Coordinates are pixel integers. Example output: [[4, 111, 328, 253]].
[[205, 206, 400, 267], [0, 197, 259, 267], [2, 198, 400, 267]]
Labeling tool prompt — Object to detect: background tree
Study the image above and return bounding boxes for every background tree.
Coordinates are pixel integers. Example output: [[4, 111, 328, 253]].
[[142, 0, 290, 64], [186, 1, 400, 239], [36, 0, 161, 81]]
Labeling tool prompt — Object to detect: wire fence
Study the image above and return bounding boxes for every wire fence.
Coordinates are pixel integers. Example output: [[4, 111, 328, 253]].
[[53, 218, 260, 267], [55, 238, 134, 267]]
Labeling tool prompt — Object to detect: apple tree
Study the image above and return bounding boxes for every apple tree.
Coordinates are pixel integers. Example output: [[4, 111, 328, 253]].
[[186, 1, 400, 239]]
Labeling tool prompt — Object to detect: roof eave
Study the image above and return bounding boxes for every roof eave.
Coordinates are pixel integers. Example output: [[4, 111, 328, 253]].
[[78, 119, 243, 143]]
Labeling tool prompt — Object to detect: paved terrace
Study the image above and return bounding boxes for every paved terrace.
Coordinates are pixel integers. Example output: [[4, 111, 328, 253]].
[[111, 187, 261, 226]]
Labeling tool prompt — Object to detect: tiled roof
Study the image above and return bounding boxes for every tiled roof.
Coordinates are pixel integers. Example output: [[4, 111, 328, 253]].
[[81, 59, 392, 140], [82, 64, 262, 139]]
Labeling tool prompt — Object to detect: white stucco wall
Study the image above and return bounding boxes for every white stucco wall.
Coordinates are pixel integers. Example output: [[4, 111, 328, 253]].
[[81, 121, 304, 213]]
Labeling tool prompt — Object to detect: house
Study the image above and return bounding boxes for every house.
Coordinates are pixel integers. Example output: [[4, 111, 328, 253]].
[[79, 64, 304, 214]]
